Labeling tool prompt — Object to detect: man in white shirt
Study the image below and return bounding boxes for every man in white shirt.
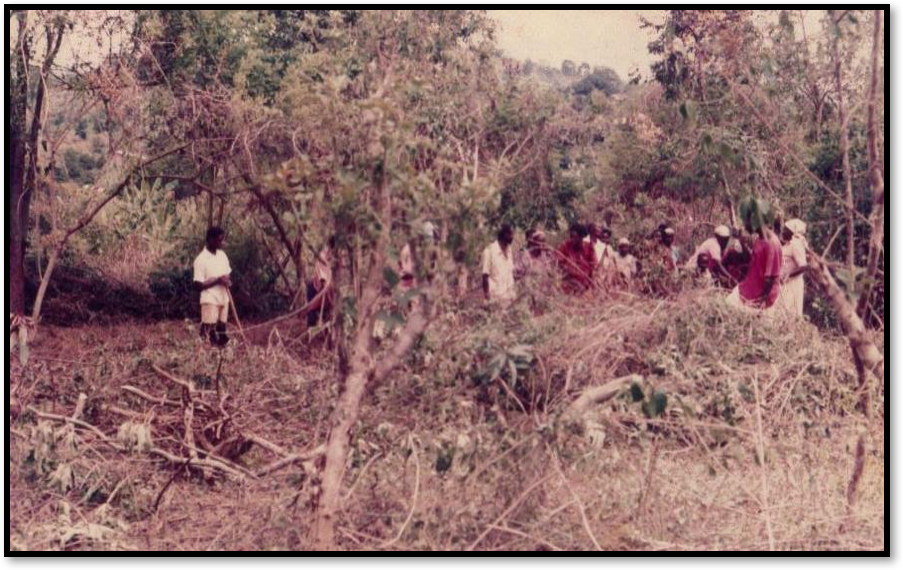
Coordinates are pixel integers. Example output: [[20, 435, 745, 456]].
[[686, 225, 733, 285], [482, 225, 516, 305], [193, 226, 232, 346], [614, 237, 639, 289]]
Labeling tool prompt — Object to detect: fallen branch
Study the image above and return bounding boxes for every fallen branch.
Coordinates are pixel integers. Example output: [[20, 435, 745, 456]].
[[255, 444, 326, 477], [807, 252, 884, 414], [121, 385, 180, 407], [563, 374, 643, 420]]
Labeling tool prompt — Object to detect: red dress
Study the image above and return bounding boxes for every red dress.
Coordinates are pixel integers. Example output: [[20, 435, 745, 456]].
[[557, 240, 596, 294]]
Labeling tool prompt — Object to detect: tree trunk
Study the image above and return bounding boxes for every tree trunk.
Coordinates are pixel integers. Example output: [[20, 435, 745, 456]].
[[856, 10, 885, 321], [9, 11, 30, 316], [807, 252, 884, 413], [832, 16, 856, 292]]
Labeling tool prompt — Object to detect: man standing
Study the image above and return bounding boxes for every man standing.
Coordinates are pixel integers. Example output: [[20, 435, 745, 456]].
[[516, 228, 550, 280], [727, 199, 783, 311], [193, 226, 232, 347], [482, 225, 517, 305], [659, 227, 681, 274]]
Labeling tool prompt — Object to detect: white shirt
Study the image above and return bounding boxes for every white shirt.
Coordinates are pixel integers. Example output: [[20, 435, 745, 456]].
[[781, 237, 807, 279], [585, 237, 616, 270], [399, 243, 414, 277], [481, 240, 516, 302], [615, 253, 638, 280], [686, 237, 723, 269], [193, 248, 231, 306], [314, 247, 332, 290]]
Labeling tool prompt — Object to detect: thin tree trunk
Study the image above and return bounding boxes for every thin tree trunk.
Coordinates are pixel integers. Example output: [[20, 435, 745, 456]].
[[856, 10, 885, 321], [832, 16, 856, 292], [807, 252, 884, 414], [9, 11, 31, 316]]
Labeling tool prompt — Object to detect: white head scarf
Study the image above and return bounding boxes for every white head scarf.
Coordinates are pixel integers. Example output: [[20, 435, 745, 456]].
[[785, 219, 808, 248]]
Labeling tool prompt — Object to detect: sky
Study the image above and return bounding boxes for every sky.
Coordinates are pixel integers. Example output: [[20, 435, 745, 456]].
[[487, 10, 829, 81], [488, 10, 667, 80], [18, 10, 831, 82]]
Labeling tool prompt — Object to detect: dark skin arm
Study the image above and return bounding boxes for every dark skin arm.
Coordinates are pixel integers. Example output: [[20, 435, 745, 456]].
[[194, 275, 231, 292], [785, 267, 807, 280], [711, 259, 734, 285], [758, 276, 776, 305], [482, 274, 490, 300]]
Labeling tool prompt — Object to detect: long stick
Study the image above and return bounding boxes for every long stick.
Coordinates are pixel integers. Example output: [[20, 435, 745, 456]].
[[226, 288, 248, 345]]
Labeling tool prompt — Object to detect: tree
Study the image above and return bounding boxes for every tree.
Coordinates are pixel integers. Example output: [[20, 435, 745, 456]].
[[9, 11, 66, 317], [224, 10, 572, 548], [561, 59, 577, 76], [572, 66, 623, 96]]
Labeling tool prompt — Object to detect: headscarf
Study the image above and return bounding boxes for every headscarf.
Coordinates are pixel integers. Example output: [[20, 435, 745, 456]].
[[785, 218, 808, 249], [714, 225, 730, 238]]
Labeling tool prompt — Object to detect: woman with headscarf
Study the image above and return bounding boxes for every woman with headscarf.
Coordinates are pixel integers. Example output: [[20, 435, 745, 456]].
[[777, 218, 808, 318]]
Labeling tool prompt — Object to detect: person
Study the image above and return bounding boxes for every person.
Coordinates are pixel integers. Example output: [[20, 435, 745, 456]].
[[516, 228, 551, 280], [307, 237, 335, 327], [776, 218, 808, 318], [692, 251, 715, 287], [686, 225, 733, 285], [613, 237, 639, 289], [515, 229, 553, 313], [557, 222, 596, 294], [727, 200, 783, 311], [585, 223, 615, 281], [193, 226, 232, 347], [482, 225, 517, 304], [659, 227, 681, 274]]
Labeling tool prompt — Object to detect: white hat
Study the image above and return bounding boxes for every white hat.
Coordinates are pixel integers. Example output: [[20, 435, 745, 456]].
[[785, 219, 807, 236], [663, 227, 675, 236], [714, 225, 730, 237], [420, 221, 436, 238], [618, 237, 630, 246]]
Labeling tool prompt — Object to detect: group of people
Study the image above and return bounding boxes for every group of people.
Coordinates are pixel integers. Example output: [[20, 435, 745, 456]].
[[480, 214, 810, 319], [189, 210, 811, 347]]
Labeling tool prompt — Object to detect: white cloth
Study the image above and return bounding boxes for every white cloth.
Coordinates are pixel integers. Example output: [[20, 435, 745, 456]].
[[399, 243, 414, 279], [585, 236, 615, 271], [481, 240, 516, 302], [193, 248, 231, 306], [614, 253, 638, 281], [314, 247, 332, 290], [777, 238, 807, 318], [686, 237, 723, 269], [726, 285, 779, 316]]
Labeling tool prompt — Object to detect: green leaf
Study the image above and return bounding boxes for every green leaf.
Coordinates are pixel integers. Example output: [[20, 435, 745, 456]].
[[717, 141, 737, 165], [680, 100, 697, 123], [739, 196, 772, 232], [642, 390, 668, 417], [435, 446, 455, 473], [629, 382, 644, 402], [383, 266, 400, 289]]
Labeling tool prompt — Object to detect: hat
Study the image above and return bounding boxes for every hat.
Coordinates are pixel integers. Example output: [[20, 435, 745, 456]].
[[784, 219, 807, 236], [618, 237, 630, 246], [663, 227, 675, 236], [714, 225, 730, 238]]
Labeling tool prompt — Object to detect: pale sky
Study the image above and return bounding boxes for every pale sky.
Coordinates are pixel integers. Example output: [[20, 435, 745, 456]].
[[488, 10, 828, 81], [489, 10, 667, 80]]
